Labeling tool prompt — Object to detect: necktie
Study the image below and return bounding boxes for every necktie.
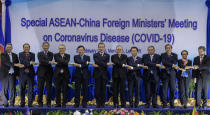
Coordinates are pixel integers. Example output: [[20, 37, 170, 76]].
[[150, 55, 153, 62], [44, 51, 47, 56], [200, 57, 203, 64], [81, 56, 83, 60], [25, 53, 29, 73]]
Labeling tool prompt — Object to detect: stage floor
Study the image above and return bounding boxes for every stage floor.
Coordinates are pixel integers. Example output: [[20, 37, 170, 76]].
[[0, 106, 209, 115]]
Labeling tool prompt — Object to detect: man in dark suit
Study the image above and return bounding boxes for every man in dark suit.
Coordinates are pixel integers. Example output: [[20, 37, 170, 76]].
[[73, 45, 92, 108], [177, 50, 193, 108], [0, 43, 22, 107], [54, 44, 70, 107], [111, 45, 127, 108], [142, 46, 161, 108], [93, 42, 112, 108], [19, 43, 38, 107], [127, 46, 147, 108], [37, 42, 54, 107], [161, 44, 178, 108], [193, 46, 210, 109]]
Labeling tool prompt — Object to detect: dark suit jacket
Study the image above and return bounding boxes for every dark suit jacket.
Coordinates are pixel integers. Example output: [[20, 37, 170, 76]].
[[93, 52, 110, 79], [177, 59, 192, 79], [37, 51, 53, 77], [74, 54, 91, 79], [142, 54, 161, 81], [160, 52, 178, 79], [19, 52, 35, 77], [54, 53, 70, 79], [0, 52, 19, 78], [127, 56, 142, 80], [192, 55, 210, 78], [111, 54, 127, 79]]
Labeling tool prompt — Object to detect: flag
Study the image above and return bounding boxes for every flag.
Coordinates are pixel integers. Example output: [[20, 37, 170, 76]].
[[0, 17, 5, 67], [5, 0, 11, 44], [192, 106, 199, 115]]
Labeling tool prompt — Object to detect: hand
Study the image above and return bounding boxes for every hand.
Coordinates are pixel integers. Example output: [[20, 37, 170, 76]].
[[127, 66, 133, 70], [68, 62, 74, 65], [49, 61, 55, 65], [160, 65, 165, 69], [180, 68, 186, 72], [53, 62, 57, 65], [193, 65, 199, 69], [88, 62, 94, 65], [18, 64, 25, 68], [143, 66, 148, 69], [30, 62, 38, 65], [74, 63, 81, 67], [172, 64, 178, 69], [107, 62, 114, 66], [14, 63, 24, 68], [156, 64, 161, 68], [93, 64, 99, 67]]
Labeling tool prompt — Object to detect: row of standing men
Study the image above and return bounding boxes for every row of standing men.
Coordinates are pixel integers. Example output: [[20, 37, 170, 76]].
[[0, 42, 209, 109]]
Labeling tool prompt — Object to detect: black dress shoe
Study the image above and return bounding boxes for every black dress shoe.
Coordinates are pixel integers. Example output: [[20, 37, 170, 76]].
[[62, 104, 66, 108], [163, 104, 167, 108], [134, 104, 138, 108], [183, 105, 187, 108], [170, 105, 175, 108], [20, 104, 25, 107], [74, 104, 79, 108], [28, 104, 33, 107], [144, 104, 150, 108], [38, 104, 43, 107], [10, 104, 14, 107], [101, 105, 105, 108], [3, 104, 8, 107], [47, 104, 51, 107], [121, 104, 126, 108], [114, 104, 119, 108], [55, 104, 61, 107], [82, 104, 87, 108], [96, 105, 100, 108], [152, 105, 159, 108]]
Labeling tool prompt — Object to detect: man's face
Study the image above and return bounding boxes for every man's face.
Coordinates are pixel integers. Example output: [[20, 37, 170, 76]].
[[23, 45, 30, 53], [116, 46, 123, 55], [59, 45, 66, 54], [131, 48, 138, 57], [148, 47, 155, 55], [42, 43, 49, 51], [78, 47, 85, 56], [198, 49, 205, 56], [98, 44, 105, 53], [6, 45, 12, 53], [165, 45, 172, 54], [181, 52, 188, 59]]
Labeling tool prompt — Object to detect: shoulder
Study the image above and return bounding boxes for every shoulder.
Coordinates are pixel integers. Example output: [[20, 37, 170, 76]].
[[12, 52, 18, 57], [172, 52, 177, 56], [154, 53, 160, 57], [65, 53, 70, 57], [30, 52, 35, 55]]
